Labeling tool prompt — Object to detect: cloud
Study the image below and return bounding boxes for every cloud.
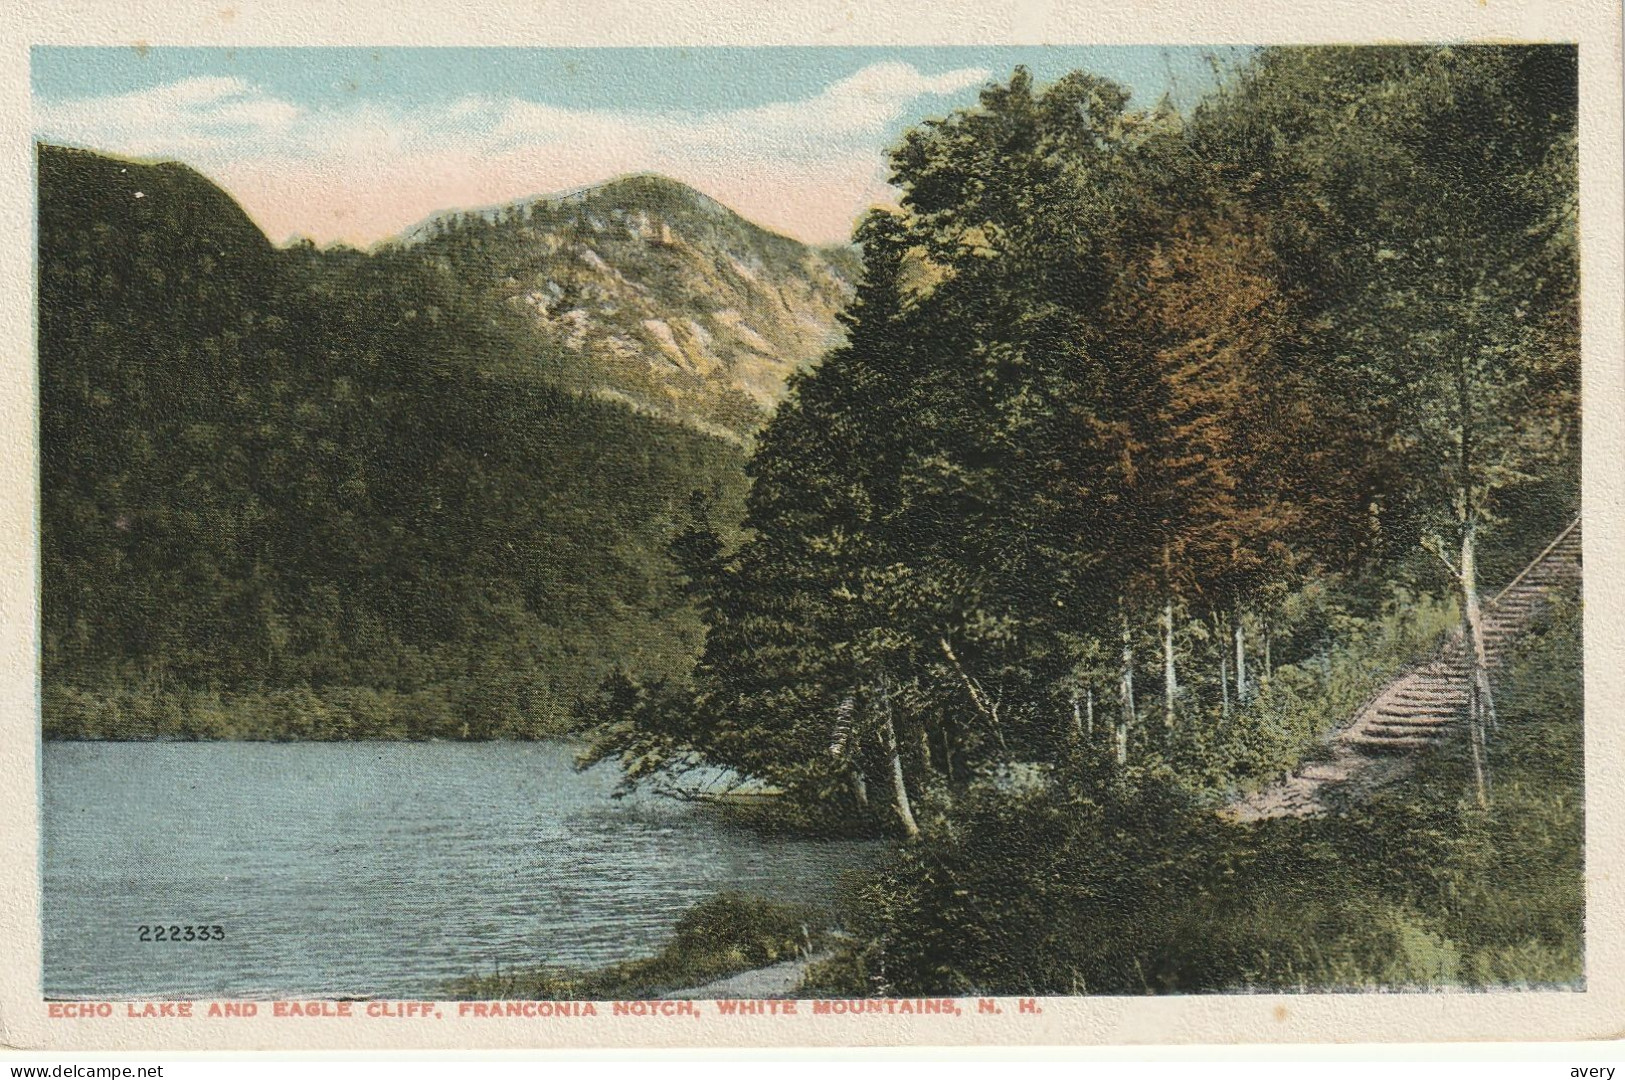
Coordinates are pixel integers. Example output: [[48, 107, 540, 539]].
[[38, 76, 305, 154], [34, 62, 991, 246]]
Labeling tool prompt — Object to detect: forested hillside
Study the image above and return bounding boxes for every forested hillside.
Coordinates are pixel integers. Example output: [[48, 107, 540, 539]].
[[40, 145, 749, 739], [398, 174, 858, 440], [583, 46, 1580, 836]]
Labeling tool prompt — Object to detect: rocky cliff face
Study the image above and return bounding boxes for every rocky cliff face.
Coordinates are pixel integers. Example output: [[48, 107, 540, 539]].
[[398, 174, 860, 440]]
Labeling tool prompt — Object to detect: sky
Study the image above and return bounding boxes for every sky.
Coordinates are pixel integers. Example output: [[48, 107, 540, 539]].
[[32, 47, 1248, 248]]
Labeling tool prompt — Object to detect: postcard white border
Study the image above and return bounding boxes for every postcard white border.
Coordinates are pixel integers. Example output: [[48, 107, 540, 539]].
[[0, 0, 1620, 1053]]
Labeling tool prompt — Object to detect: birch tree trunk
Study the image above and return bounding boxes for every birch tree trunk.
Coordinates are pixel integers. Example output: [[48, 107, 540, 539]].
[[1219, 639, 1231, 722], [1162, 599, 1178, 728], [1118, 604, 1135, 765], [1086, 686, 1094, 738], [1460, 515, 1497, 807], [849, 768, 869, 809], [1233, 608, 1248, 704], [881, 712, 920, 840], [1457, 356, 1495, 809], [940, 636, 1007, 752]]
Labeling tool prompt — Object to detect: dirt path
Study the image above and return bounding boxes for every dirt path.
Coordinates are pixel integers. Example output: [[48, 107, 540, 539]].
[[664, 951, 832, 999]]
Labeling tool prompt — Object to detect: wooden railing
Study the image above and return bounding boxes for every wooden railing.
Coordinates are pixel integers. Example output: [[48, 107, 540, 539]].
[[1489, 515, 1582, 607]]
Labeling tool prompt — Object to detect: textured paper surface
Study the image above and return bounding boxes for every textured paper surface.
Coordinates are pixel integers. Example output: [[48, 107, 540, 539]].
[[2, 0, 1622, 1052]]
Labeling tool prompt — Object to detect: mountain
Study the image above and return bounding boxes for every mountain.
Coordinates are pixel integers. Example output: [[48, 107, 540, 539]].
[[396, 174, 860, 440], [38, 144, 750, 740], [39, 144, 276, 272]]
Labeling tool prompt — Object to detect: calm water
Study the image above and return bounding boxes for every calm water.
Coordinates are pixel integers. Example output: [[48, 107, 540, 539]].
[[41, 741, 878, 999]]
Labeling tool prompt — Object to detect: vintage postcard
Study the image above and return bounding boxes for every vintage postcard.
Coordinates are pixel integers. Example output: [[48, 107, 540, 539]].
[[1, 0, 1622, 1054]]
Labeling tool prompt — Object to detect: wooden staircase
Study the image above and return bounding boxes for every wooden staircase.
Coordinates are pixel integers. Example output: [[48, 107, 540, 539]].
[[1226, 518, 1581, 822]]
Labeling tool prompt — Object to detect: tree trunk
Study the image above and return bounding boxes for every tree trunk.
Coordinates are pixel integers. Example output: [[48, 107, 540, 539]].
[[1086, 686, 1094, 738], [1457, 351, 1494, 809], [1219, 641, 1230, 722], [881, 713, 920, 840], [849, 767, 869, 809], [940, 637, 1007, 752], [1072, 687, 1084, 742], [1234, 608, 1248, 704], [1118, 603, 1135, 765], [1460, 515, 1496, 807], [1162, 599, 1178, 729], [1460, 521, 1496, 730]]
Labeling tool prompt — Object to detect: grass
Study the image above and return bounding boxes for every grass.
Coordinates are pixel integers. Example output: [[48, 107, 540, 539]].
[[444, 893, 832, 1000]]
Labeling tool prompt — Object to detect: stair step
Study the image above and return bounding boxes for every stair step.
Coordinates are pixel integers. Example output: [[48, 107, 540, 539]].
[[1382, 690, 1465, 703], [1348, 734, 1437, 754], [1363, 728, 1448, 741], [1377, 708, 1461, 722], [1370, 720, 1454, 734], [1367, 717, 1454, 731]]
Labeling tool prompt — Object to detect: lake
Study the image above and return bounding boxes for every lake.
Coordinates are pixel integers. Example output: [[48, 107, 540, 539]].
[[40, 741, 880, 999]]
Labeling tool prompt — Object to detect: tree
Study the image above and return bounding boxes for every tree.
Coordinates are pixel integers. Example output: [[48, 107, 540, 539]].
[[1191, 45, 1579, 803], [1116, 203, 1357, 722]]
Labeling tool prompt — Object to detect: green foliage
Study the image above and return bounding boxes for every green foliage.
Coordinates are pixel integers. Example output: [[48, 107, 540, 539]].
[[39, 144, 749, 739], [444, 892, 827, 999], [1190, 46, 1579, 550], [821, 603, 1581, 994], [585, 47, 1579, 844], [1151, 587, 1461, 799]]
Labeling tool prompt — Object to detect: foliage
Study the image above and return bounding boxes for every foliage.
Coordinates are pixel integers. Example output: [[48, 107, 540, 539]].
[[584, 47, 1579, 837], [444, 892, 828, 999], [1151, 586, 1461, 799], [1192, 46, 1579, 534], [40, 46, 1584, 995], [815, 602, 1581, 994]]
